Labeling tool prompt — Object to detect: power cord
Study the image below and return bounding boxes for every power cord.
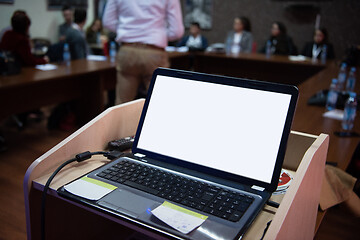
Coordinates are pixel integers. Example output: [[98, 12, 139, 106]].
[[260, 220, 272, 240], [40, 150, 123, 240]]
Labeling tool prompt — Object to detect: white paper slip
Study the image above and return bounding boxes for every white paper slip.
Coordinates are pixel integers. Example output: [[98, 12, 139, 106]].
[[323, 109, 344, 120], [177, 46, 189, 52], [87, 55, 107, 61], [288, 55, 307, 61], [151, 201, 208, 234], [165, 46, 176, 52], [35, 64, 57, 71], [64, 176, 117, 200]]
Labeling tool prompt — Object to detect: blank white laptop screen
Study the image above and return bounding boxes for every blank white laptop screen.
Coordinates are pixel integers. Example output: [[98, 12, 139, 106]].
[[137, 75, 292, 184]]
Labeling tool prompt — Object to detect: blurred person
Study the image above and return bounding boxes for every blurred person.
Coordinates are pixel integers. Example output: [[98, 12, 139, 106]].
[[260, 21, 297, 56], [0, 10, 26, 41], [65, 8, 88, 60], [0, 11, 48, 127], [177, 22, 208, 51], [86, 18, 108, 45], [0, 12, 48, 66], [103, 0, 184, 104], [302, 27, 335, 60], [47, 9, 88, 130], [59, 5, 73, 42], [225, 16, 253, 54]]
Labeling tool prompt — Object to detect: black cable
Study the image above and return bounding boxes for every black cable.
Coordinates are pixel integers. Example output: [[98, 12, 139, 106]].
[[260, 220, 272, 240], [40, 151, 109, 240]]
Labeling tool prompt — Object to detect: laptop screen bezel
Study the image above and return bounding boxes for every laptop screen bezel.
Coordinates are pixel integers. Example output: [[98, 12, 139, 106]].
[[132, 68, 298, 192]]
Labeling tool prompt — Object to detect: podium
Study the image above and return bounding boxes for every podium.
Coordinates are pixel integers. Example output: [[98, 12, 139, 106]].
[[24, 99, 329, 240]]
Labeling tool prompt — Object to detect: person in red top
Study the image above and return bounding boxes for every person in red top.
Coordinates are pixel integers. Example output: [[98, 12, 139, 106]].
[[0, 12, 48, 66]]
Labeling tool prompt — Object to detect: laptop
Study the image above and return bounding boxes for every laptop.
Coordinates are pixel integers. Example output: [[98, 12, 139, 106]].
[[58, 68, 298, 239]]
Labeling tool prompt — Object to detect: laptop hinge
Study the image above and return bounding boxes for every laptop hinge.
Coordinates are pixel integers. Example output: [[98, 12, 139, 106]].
[[251, 185, 265, 191]]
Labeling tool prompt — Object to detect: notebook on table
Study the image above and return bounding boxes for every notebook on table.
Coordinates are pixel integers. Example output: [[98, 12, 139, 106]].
[[58, 68, 298, 239]]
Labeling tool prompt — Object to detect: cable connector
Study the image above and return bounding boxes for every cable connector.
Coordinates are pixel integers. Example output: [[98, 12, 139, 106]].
[[75, 151, 92, 162], [266, 200, 280, 208], [105, 150, 124, 160]]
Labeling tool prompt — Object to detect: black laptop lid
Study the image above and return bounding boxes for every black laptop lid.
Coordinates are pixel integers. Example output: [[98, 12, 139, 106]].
[[132, 68, 298, 192]]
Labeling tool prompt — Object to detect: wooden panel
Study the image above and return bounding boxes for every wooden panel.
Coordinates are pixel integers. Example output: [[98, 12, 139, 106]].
[[283, 131, 317, 171], [264, 134, 329, 240]]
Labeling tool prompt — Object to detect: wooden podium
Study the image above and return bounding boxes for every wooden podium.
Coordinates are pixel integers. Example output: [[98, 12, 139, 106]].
[[24, 99, 329, 240]]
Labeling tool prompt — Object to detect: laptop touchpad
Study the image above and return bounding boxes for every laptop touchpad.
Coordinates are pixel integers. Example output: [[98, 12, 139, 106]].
[[98, 189, 159, 218]]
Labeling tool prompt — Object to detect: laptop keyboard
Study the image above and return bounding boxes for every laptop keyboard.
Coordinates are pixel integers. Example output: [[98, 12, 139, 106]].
[[96, 159, 254, 222]]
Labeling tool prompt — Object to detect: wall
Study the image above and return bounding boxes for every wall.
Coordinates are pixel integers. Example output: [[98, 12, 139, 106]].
[[0, 0, 94, 43], [1, 0, 359, 59], [181, 0, 360, 59]]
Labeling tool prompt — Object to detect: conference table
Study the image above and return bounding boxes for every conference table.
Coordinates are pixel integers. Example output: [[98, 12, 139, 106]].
[[193, 52, 326, 86], [0, 52, 189, 125], [293, 62, 360, 170], [1, 52, 359, 170], [0, 59, 116, 125]]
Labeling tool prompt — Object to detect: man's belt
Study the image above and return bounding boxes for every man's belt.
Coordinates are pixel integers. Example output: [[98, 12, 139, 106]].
[[121, 42, 165, 51]]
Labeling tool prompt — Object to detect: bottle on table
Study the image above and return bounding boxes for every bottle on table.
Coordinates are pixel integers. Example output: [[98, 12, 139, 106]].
[[345, 67, 356, 93], [63, 43, 70, 66], [265, 40, 272, 58], [326, 78, 339, 111], [320, 44, 327, 64], [342, 92, 357, 131], [337, 62, 347, 91], [109, 41, 116, 63], [96, 32, 101, 45]]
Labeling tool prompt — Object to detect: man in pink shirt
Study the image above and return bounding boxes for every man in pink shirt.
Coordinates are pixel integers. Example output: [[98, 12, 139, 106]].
[[103, 0, 184, 104]]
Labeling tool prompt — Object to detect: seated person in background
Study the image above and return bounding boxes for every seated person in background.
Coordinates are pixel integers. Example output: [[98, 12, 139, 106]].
[[48, 9, 88, 130], [86, 18, 108, 55], [225, 16, 253, 54], [302, 27, 335, 60], [0, 10, 26, 42], [86, 18, 108, 44], [65, 8, 88, 60], [59, 5, 73, 42], [0, 12, 48, 66], [260, 21, 297, 55], [177, 22, 208, 51]]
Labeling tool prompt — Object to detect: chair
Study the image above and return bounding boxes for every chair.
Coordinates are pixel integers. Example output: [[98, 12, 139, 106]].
[[47, 42, 64, 63]]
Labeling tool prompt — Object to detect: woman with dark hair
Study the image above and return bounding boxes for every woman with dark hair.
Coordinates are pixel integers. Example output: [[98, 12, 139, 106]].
[[260, 21, 297, 55], [86, 18, 108, 45], [0, 10, 26, 41], [0, 12, 48, 66], [225, 16, 253, 54], [302, 27, 335, 59]]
